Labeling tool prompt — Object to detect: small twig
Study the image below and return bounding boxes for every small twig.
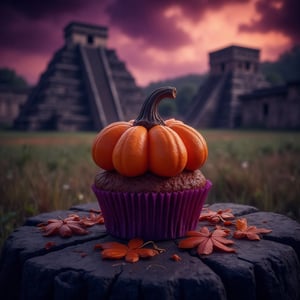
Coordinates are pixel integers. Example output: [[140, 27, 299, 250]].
[[141, 241, 166, 253]]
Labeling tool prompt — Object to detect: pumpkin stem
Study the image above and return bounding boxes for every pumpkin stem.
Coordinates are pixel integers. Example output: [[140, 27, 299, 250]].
[[133, 86, 177, 129]]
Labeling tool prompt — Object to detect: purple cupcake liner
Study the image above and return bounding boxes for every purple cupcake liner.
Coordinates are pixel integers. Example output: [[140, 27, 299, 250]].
[[92, 180, 212, 241]]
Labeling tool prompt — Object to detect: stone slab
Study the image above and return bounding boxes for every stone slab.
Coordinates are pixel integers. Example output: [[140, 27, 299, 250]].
[[206, 202, 258, 216], [1, 203, 300, 300], [22, 239, 226, 300]]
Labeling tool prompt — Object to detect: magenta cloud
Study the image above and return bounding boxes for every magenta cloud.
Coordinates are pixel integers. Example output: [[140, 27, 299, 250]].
[[0, 0, 298, 54], [239, 0, 300, 43], [0, 0, 298, 85]]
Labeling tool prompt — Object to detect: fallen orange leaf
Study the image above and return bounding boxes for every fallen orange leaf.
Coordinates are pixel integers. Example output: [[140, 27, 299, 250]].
[[199, 208, 235, 224], [38, 214, 88, 237], [179, 227, 236, 255], [80, 211, 104, 226], [95, 238, 159, 263], [233, 218, 272, 240], [171, 254, 182, 262]]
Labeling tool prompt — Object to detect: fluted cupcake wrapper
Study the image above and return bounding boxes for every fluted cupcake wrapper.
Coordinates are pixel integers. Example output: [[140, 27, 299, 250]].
[[92, 180, 212, 241]]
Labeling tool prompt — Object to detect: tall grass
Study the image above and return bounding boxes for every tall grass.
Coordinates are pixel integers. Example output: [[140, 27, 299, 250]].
[[1, 130, 299, 249], [202, 130, 300, 218]]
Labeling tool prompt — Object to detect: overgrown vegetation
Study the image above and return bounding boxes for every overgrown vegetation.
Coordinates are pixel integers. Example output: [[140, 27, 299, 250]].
[[202, 130, 300, 218], [141, 44, 300, 118], [1, 130, 299, 249], [0, 68, 29, 88], [143, 74, 207, 118], [260, 44, 300, 85]]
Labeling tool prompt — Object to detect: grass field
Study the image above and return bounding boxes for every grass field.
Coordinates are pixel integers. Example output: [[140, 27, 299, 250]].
[[1, 129, 300, 249]]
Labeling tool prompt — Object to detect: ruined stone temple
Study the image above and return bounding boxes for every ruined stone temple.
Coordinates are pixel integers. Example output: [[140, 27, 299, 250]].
[[185, 45, 269, 128], [239, 81, 300, 129], [15, 22, 144, 131]]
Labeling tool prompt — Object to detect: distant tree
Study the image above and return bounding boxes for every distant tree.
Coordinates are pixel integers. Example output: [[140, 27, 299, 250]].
[[261, 44, 300, 85], [176, 84, 198, 115], [0, 68, 29, 88], [276, 45, 300, 81], [158, 99, 177, 117], [144, 73, 206, 119]]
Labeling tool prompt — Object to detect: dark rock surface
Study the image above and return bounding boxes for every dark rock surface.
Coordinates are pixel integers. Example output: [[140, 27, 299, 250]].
[[1, 203, 300, 300], [207, 202, 258, 216]]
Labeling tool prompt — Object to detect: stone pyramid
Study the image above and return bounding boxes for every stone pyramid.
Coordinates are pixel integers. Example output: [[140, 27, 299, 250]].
[[15, 22, 144, 131], [185, 45, 270, 128]]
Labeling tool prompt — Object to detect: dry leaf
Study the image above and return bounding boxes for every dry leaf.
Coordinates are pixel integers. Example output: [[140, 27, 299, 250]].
[[80, 211, 104, 226], [95, 238, 158, 263], [178, 227, 236, 255], [199, 208, 235, 224], [233, 218, 272, 240], [38, 214, 88, 237], [171, 254, 182, 262]]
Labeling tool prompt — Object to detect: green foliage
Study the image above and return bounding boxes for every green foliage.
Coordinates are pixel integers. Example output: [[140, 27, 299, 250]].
[[144, 73, 206, 95], [143, 45, 300, 105], [158, 99, 177, 117], [144, 74, 207, 118], [261, 44, 300, 85], [202, 130, 300, 220], [0, 68, 29, 88]]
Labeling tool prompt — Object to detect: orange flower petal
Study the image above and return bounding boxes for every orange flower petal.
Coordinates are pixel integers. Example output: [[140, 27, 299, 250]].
[[98, 242, 128, 251], [246, 233, 261, 240], [198, 227, 211, 236], [178, 237, 203, 249], [212, 229, 229, 238], [212, 239, 236, 253], [66, 223, 88, 235], [42, 222, 62, 236], [136, 248, 158, 258], [197, 238, 213, 255], [235, 218, 248, 231], [125, 251, 139, 263], [220, 209, 235, 220], [101, 248, 127, 260], [128, 238, 144, 250], [185, 230, 205, 237], [58, 224, 73, 237], [213, 236, 235, 245], [233, 231, 246, 239]]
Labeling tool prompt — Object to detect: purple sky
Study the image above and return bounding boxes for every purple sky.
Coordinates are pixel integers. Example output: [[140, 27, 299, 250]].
[[0, 0, 299, 86]]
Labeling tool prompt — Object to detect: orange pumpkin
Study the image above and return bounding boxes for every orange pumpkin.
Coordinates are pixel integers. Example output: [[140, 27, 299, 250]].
[[92, 121, 132, 170], [165, 119, 208, 171], [92, 86, 208, 177]]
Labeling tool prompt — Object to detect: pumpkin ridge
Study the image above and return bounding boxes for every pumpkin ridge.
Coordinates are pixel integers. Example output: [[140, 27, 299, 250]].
[[148, 125, 187, 177], [167, 122, 208, 170], [92, 121, 132, 170], [112, 126, 148, 177]]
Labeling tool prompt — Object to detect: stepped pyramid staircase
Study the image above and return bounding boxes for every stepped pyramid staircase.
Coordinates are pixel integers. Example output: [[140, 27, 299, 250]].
[[15, 22, 143, 131], [185, 74, 231, 128], [185, 45, 270, 128]]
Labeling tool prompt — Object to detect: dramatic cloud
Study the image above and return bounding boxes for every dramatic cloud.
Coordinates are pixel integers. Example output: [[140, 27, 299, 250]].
[[0, 0, 297, 86], [105, 0, 250, 49], [0, 0, 87, 19], [0, 0, 105, 54], [239, 0, 300, 43]]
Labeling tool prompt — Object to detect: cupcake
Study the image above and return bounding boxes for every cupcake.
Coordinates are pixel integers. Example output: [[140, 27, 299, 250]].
[[92, 86, 212, 240]]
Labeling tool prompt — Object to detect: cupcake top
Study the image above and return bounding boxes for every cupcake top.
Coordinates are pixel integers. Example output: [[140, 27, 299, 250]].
[[94, 169, 207, 193]]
